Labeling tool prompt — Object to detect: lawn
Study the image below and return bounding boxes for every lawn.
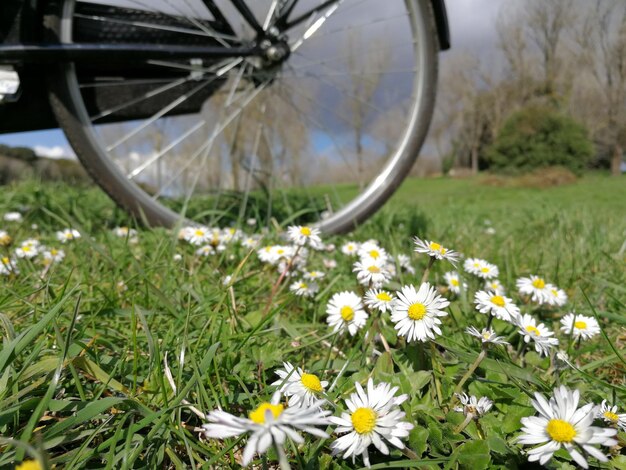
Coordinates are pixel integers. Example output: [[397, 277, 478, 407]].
[[0, 174, 624, 469]]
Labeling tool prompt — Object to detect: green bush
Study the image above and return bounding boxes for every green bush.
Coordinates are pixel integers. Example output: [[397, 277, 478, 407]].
[[484, 106, 594, 174]]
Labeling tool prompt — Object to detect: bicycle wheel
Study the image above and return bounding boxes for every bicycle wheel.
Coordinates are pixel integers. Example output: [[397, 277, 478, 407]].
[[48, 0, 438, 233]]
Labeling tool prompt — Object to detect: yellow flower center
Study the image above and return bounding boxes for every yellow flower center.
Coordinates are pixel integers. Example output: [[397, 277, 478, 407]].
[[300, 373, 323, 393], [50, 249, 58, 256], [2, 256, 10, 264], [16, 461, 42, 470], [574, 321, 587, 330], [277, 249, 284, 255], [351, 407, 377, 434], [482, 332, 492, 340], [429, 242, 446, 254], [525, 325, 540, 336], [532, 278, 545, 289], [551, 289, 558, 296], [490, 295, 505, 307], [299, 283, 308, 289], [367, 265, 380, 273], [376, 292, 392, 302], [546, 419, 576, 443], [300, 227, 312, 236], [603, 411, 619, 423], [408, 303, 427, 320], [480, 267, 490, 273], [451, 279, 459, 287], [23, 246, 31, 252], [340, 306, 355, 322], [369, 249, 380, 259], [194, 229, 204, 237], [249, 403, 284, 424]]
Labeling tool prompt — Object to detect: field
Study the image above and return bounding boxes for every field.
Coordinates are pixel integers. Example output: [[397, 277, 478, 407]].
[[0, 174, 625, 469]]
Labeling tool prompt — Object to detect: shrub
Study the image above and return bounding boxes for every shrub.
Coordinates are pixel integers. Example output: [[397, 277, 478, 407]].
[[484, 106, 594, 174]]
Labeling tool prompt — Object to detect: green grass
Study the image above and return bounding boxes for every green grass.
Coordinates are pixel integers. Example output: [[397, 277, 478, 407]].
[[0, 174, 624, 469]]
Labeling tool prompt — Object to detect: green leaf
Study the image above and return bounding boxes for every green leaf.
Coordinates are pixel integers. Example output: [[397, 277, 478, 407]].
[[457, 440, 491, 469], [408, 426, 429, 457], [487, 435, 511, 455], [501, 405, 533, 433]]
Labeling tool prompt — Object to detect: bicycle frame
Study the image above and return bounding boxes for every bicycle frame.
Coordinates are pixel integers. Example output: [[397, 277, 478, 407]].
[[1, 0, 449, 64], [0, 0, 449, 134]]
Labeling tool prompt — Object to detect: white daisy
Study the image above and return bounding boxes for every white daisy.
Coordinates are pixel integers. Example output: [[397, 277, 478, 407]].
[[559, 313, 600, 341], [303, 270, 325, 281], [518, 386, 617, 468], [290, 280, 318, 297], [463, 258, 485, 276], [443, 271, 466, 295], [514, 313, 559, 356], [454, 393, 493, 418], [484, 279, 505, 295], [516, 275, 551, 304], [242, 236, 259, 249], [0, 230, 11, 246], [598, 400, 626, 431], [390, 283, 449, 343], [56, 228, 81, 243], [112, 226, 138, 239], [363, 289, 395, 313], [353, 258, 392, 288], [414, 237, 459, 264], [271, 362, 328, 408], [221, 227, 242, 243], [202, 391, 331, 467], [4, 212, 22, 222], [326, 291, 368, 336], [42, 248, 65, 265], [341, 241, 360, 256], [357, 241, 388, 263], [475, 262, 499, 279], [0, 256, 19, 275], [183, 226, 211, 245], [287, 225, 322, 249], [330, 379, 414, 467], [4, 211, 22, 222], [195, 245, 215, 257], [545, 284, 568, 307], [465, 326, 509, 345], [474, 290, 520, 322], [15, 241, 39, 259]]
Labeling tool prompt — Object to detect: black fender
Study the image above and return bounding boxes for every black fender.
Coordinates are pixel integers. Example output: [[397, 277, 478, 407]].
[[431, 0, 451, 50]]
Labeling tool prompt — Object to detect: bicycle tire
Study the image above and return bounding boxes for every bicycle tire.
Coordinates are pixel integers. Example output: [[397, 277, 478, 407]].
[[47, 0, 439, 234]]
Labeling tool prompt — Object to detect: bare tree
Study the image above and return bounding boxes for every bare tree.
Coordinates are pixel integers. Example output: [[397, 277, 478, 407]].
[[577, 0, 626, 175], [523, 0, 576, 97], [344, 32, 391, 187]]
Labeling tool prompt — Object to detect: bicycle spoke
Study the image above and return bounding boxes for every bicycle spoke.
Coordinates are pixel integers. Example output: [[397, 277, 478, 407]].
[[291, 0, 346, 52], [79, 78, 174, 88], [106, 58, 242, 151], [91, 76, 191, 122], [151, 78, 270, 197]]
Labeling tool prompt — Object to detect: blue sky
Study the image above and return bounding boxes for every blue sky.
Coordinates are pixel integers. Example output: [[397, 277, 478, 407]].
[[0, 0, 505, 159]]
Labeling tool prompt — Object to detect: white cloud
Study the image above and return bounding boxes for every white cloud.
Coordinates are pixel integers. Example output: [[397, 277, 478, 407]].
[[34, 145, 76, 160]]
